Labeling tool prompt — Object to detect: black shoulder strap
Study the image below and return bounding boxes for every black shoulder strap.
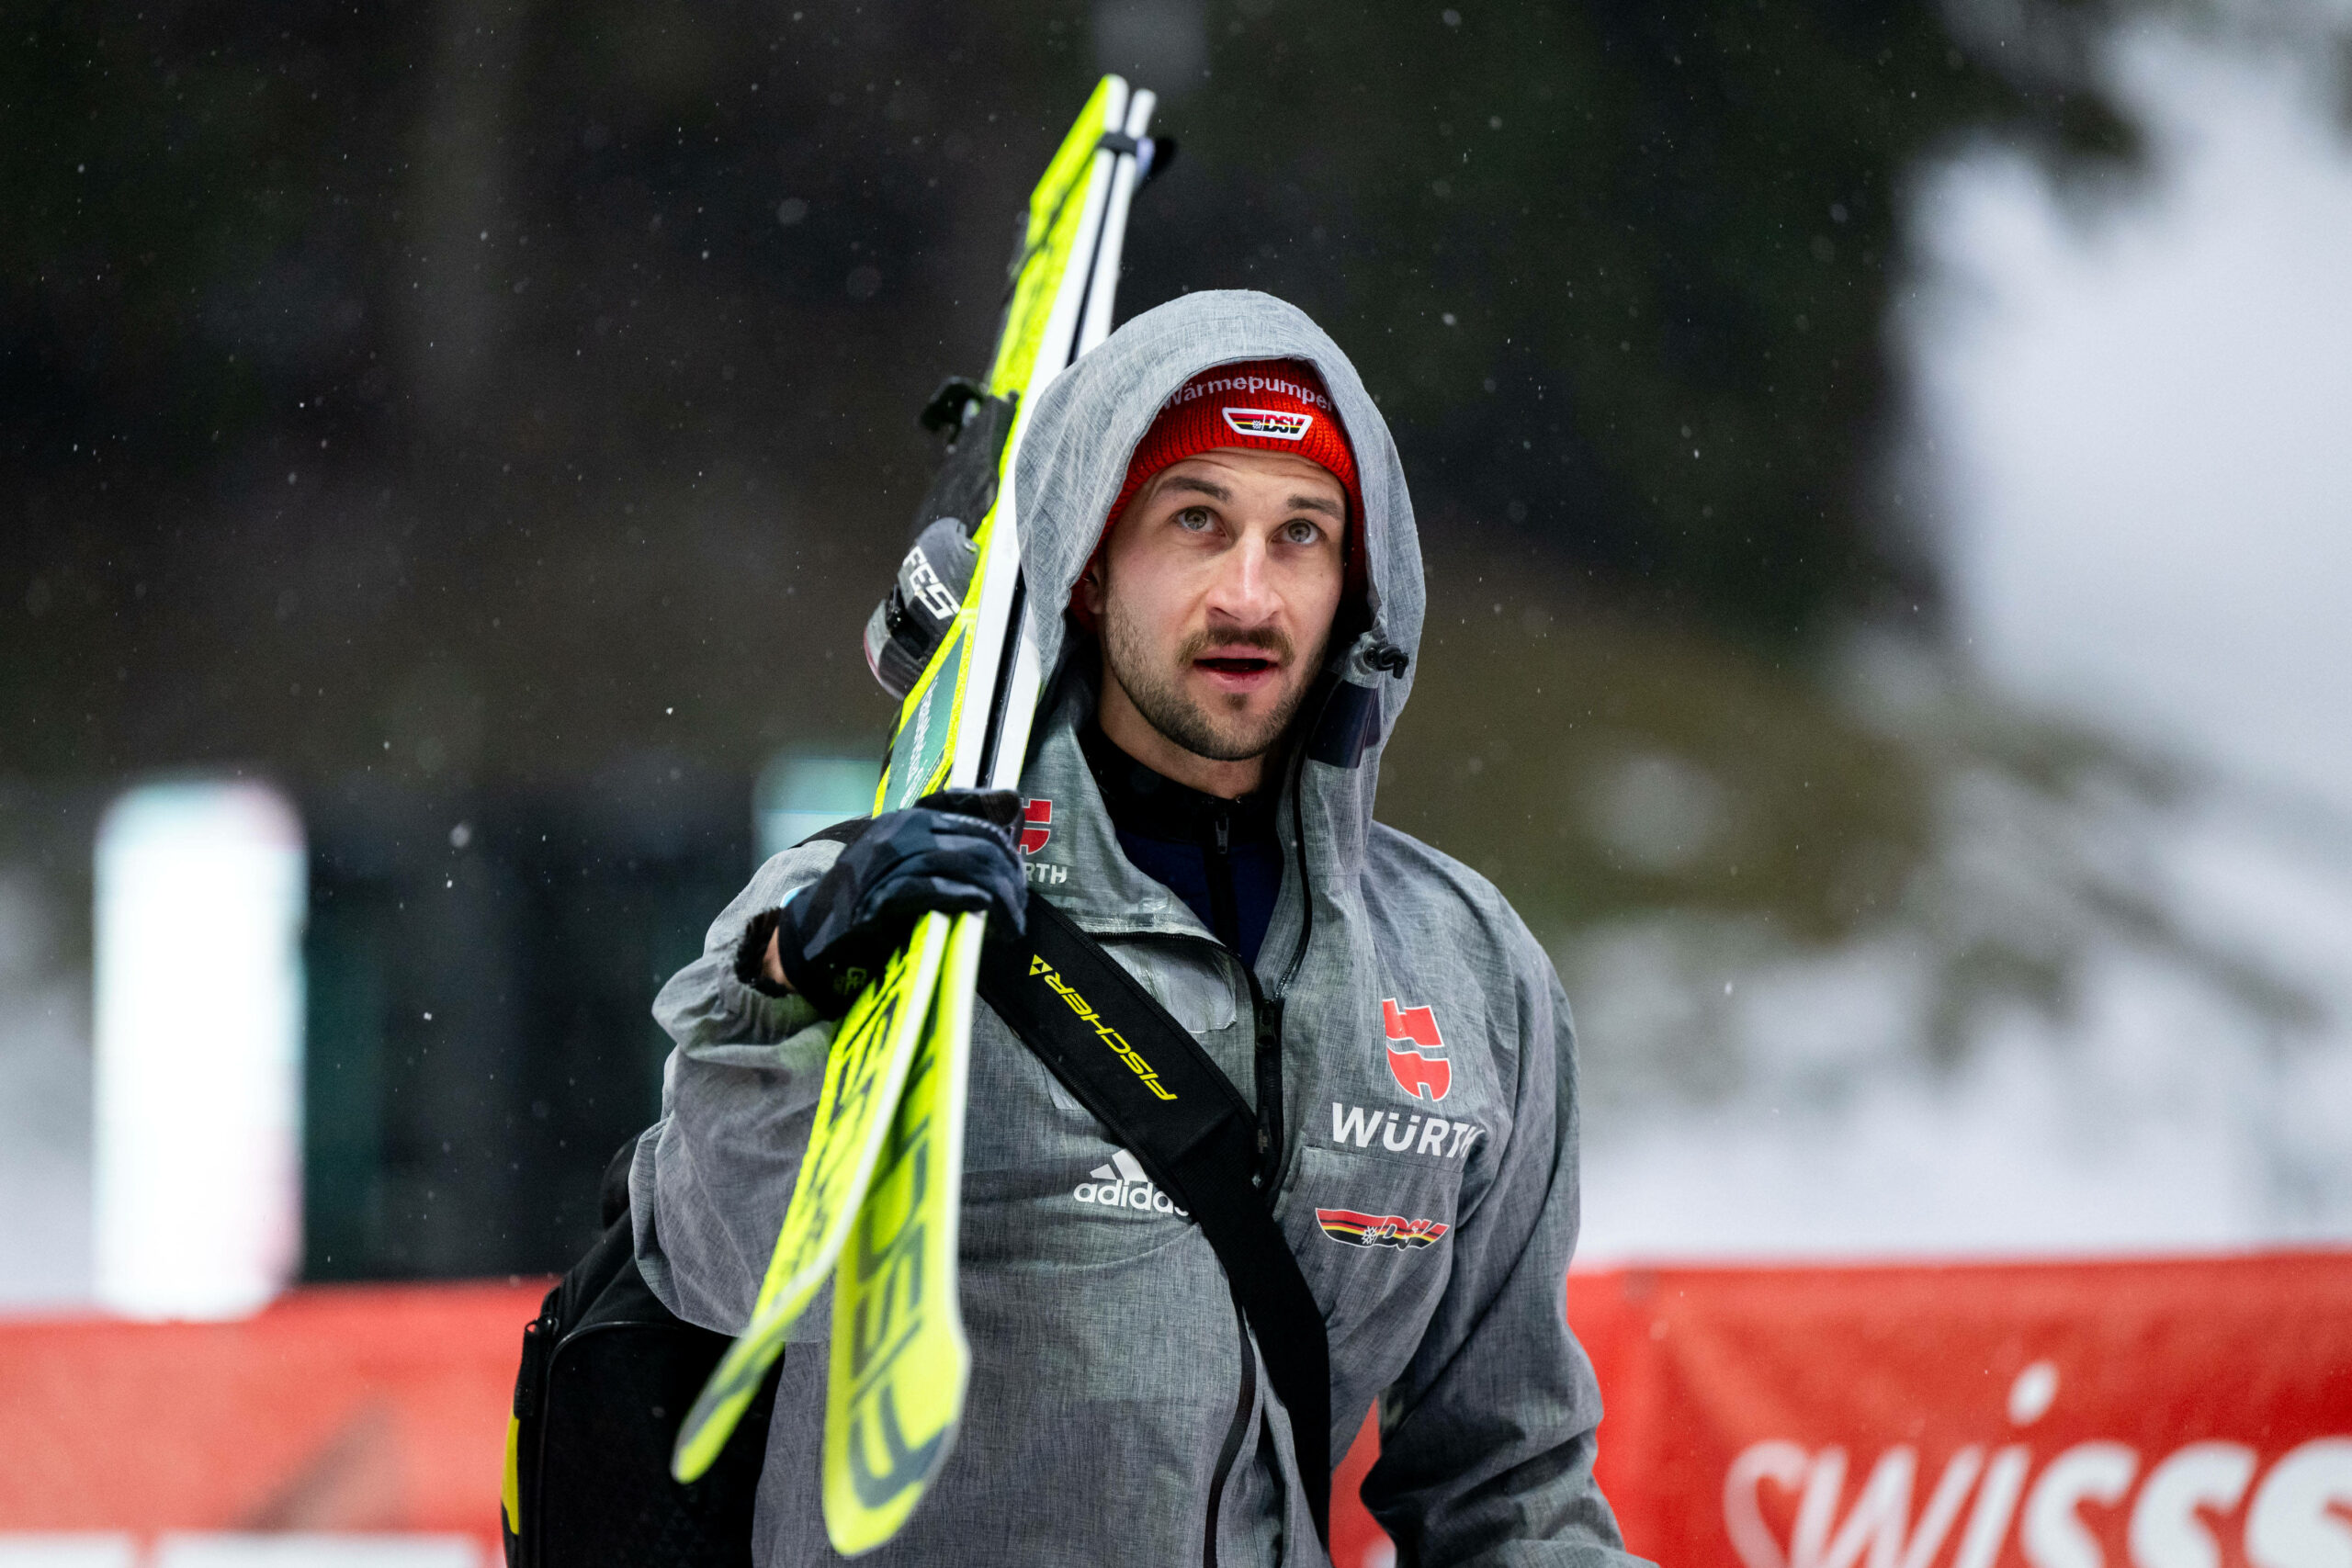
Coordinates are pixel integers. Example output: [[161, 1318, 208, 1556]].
[[795, 817, 874, 850], [978, 895, 1331, 1547]]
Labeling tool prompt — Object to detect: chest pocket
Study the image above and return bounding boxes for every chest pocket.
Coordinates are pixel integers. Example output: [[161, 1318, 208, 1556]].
[[1279, 1141, 1464, 1348], [1132, 943, 1240, 1034]]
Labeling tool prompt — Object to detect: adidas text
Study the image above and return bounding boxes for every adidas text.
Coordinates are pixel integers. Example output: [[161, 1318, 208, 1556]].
[[1072, 1148, 1187, 1217]]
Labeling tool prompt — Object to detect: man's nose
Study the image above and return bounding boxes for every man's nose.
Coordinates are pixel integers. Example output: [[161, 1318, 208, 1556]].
[[1204, 535, 1280, 626]]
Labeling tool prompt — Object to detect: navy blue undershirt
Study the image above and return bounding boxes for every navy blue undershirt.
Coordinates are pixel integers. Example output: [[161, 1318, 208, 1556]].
[[1079, 721, 1284, 968]]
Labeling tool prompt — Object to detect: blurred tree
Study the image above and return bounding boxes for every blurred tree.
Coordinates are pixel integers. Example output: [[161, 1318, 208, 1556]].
[[0, 0, 1081, 781], [0, 0, 2137, 783], [1128, 0, 2136, 638]]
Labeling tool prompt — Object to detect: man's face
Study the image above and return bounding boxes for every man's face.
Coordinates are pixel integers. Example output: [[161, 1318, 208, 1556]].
[[1080, 447, 1348, 766]]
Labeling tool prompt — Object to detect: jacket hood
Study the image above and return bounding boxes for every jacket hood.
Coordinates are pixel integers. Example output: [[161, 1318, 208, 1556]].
[[1009, 290, 1425, 870]]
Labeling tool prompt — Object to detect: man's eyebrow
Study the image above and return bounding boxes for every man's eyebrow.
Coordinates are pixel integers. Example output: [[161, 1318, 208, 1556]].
[[1157, 474, 1342, 520]]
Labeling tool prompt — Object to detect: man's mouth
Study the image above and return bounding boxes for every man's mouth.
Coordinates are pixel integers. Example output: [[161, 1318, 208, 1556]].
[[1192, 649, 1283, 694]]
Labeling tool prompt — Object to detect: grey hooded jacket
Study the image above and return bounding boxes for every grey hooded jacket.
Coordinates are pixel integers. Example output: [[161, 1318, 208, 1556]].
[[633, 290, 1640, 1568]]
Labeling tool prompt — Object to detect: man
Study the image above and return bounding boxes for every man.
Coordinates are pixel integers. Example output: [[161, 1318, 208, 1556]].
[[634, 290, 1638, 1566]]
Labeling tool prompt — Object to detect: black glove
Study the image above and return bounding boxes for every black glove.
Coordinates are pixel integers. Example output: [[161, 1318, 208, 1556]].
[[760, 788, 1027, 1017]]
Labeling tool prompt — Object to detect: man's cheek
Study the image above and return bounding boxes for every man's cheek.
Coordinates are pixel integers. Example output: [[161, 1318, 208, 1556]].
[[1132, 578, 1191, 651]]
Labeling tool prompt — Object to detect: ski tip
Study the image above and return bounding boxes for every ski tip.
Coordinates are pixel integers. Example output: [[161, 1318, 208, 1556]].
[[670, 1363, 753, 1483], [671, 1424, 717, 1485]]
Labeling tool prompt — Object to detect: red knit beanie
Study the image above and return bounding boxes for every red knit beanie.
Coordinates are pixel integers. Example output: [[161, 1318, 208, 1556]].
[[1105, 359, 1363, 539]]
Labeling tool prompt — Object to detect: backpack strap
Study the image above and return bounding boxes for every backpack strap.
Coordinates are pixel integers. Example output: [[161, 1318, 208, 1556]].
[[978, 894, 1332, 1547]]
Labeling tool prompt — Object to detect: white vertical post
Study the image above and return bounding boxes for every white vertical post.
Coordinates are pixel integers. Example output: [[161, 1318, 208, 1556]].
[[755, 751, 882, 865], [93, 779, 306, 1320]]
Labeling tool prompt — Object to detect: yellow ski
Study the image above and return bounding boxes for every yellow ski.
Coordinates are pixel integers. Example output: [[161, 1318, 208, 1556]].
[[671, 74, 1163, 1554], [820, 74, 1160, 1553], [669, 913, 949, 1483], [872, 71, 1130, 816], [822, 912, 981, 1551]]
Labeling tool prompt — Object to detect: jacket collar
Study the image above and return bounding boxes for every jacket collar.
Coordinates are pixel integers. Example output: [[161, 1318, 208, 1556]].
[[1016, 668, 1221, 945], [1076, 716, 1281, 849]]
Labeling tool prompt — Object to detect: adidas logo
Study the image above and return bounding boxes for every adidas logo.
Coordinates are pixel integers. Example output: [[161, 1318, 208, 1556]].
[[1071, 1147, 1188, 1217]]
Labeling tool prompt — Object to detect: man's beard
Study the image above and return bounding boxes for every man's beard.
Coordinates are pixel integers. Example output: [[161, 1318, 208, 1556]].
[[1100, 601, 1324, 764]]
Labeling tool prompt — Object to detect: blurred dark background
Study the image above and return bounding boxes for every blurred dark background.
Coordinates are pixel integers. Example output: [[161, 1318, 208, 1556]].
[[1, 0, 2143, 1278]]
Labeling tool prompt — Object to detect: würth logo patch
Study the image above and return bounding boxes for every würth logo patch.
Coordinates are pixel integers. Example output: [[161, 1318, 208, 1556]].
[[1383, 998, 1451, 1102], [1330, 1102, 1481, 1161], [1020, 797, 1053, 855], [1221, 407, 1314, 441], [1316, 1208, 1450, 1251]]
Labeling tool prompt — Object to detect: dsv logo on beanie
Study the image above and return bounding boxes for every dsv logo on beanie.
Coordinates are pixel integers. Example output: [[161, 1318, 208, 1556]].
[[1222, 407, 1315, 441], [1072, 1147, 1188, 1217]]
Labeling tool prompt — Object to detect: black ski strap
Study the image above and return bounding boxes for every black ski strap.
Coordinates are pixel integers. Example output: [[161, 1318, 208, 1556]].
[[978, 894, 1332, 1548]]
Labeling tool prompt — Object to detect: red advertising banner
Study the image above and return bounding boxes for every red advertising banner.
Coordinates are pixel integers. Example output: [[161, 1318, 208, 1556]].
[[1568, 1251, 2352, 1568], [0, 1280, 539, 1547], [1332, 1252, 2352, 1568], [6, 1252, 2348, 1566]]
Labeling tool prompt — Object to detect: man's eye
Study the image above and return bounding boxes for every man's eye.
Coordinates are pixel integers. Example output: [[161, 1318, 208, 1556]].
[[1176, 507, 1214, 532], [1282, 520, 1322, 546]]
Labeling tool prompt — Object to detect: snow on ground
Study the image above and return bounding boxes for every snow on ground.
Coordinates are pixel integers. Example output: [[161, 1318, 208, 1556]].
[[1572, 788, 2352, 1261]]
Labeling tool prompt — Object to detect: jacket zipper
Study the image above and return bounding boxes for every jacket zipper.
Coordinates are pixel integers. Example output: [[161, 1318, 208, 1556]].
[[1153, 930, 1276, 1563], [1201, 1286, 1258, 1568], [1274, 694, 1318, 999], [1245, 972, 1283, 1193], [1198, 702, 1343, 1557], [1200, 689, 1318, 1556], [1206, 806, 1239, 954], [1201, 806, 1285, 1191], [1250, 716, 1318, 1198]]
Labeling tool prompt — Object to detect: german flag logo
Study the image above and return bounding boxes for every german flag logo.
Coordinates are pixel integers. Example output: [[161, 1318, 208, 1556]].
[[1315, 1207, 1450, 1252]]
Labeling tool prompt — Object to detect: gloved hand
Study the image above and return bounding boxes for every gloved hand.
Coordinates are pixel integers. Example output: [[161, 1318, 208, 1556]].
[[765, 788, 1026, 1017]]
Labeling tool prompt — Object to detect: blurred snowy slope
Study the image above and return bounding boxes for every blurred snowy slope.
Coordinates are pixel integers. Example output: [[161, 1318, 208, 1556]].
[[1390, 17, 2352, 1258]]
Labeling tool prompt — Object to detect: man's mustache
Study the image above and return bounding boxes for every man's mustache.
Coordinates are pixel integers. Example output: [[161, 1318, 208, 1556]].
[[1181, 626, 1291, 662]]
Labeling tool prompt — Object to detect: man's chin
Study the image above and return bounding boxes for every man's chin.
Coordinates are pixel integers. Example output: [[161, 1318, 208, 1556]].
[[1170, 696, 1294, 763]]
